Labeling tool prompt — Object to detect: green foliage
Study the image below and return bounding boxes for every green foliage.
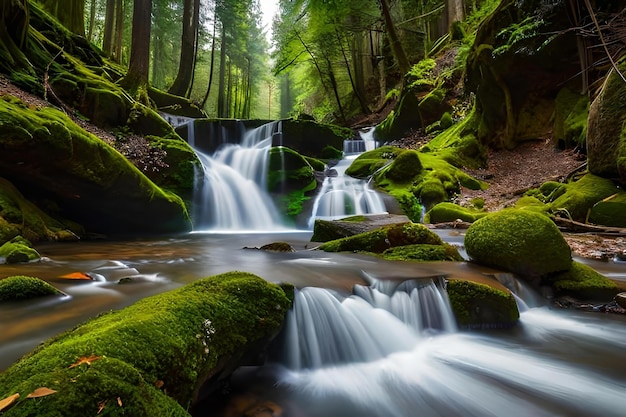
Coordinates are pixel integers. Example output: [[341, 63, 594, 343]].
[[465, 209, 572, 278], [0, 272, 292, 415], [446, 280, 519, 328], [493, 17, 544, 57], [0, 276, 60, 301]]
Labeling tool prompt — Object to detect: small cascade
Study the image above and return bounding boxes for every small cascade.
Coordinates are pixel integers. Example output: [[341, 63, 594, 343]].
[[343, 127, 378, 155], [279, 276, 456, 370], [191, 121, 287, 231]]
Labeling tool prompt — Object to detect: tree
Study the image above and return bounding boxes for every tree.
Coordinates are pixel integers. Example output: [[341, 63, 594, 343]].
[[168, 0, 201, 97], [121, 0, 152, 94], [0, 0, 31, 74]]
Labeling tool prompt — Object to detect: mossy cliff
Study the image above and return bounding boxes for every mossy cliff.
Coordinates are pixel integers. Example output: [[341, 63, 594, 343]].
[[0, 95, 191, 235], [0, 272, 292, 416]]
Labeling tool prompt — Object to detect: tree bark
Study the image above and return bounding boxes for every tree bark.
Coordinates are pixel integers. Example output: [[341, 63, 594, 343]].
[[378, 0, 410, 76], [169, 0, 197, 97], [217, 24, 227, 117], [120, 0, 152, 94], [40, 0, 85, 37], [0, 0, 31, 74], [102, 0, 115, 56], [201, 15, 217, 109], [113, 0, 124, 62]]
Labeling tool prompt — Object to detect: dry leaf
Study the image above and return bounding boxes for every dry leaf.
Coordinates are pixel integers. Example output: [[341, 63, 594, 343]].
[[59, 272, 93, 280], [27, 387, 57, 398], [97, 400, 107, 414], [117, 397, 123, 407], [0, 393, 19, 412], [69, 355, 102, 368], [154, 380, 164, 389]]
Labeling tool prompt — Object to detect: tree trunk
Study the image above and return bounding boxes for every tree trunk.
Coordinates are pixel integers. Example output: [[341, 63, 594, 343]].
[[217, 25, 227, 117], [169, 0, 197, 97], [87, 0, 96, 41], [113, 0, 124, 63], [0, 0, 31, 74], [201, 17, 217, 109], [102, 0, 115, 56], [187, 0, 201, 99], [120, 0, 152, 94], [378, 0, 410, 76], [336, 28, 368, 114]]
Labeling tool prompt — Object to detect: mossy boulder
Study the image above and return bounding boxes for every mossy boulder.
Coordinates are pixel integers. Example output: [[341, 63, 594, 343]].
[[345, 146, 401, 179], [588, 192, 626, 228], [0, 177, 83, 243], [424, 202, 488, 224], [0, 236, 40, 264], [319, 222, 444, 254], [381, 243, 463, 262], [0, 96, 191, 235], [553, 87, 589, 148], [259, 242, 295, 252], [418, 87, 452, 127], [280, 119, 351, 158], [0, 272, 292, 416], [587, 55, 626, 185], [311, 214, 411, 242], [0, 276, 60, 301], [375, 90, 421, 141], [384, 150, 423, 183], [446, 279, 519, 328], [464, 209, 571, 279], [547, 261, 619, 301]]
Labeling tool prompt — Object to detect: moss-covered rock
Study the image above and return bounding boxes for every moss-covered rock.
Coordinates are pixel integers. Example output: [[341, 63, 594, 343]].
[[311, 214, 411, 243], [0, 95, 191, 235], [418, 87, 452, 127], [0, 276, 60, 301], [464, 209, 571, 279], [553, 87, 589, 148], [345, 146, 400, 179], [587, 55, 626, 185], [0, 272, 292, 416], [319, 222, 443, 254], [588, 192, 626, 228], [0, 236, 40, 264], [547, 261, 619, 301], [446, 279, 519, 328], [381, 243, 463, 262], [424, 202, 487, 223], [259, 242, 295, 252], [384, 149, 423, 183], [374, 91, 421, 141]]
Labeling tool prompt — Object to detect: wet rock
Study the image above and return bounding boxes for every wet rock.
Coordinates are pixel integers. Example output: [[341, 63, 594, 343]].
[[615, 292, 626, 309], [259, 242, 295, 253]]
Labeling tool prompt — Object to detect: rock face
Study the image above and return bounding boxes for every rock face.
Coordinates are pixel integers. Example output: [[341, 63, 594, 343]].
[[587, 56, 626, 186], [0, 272, 292, 416], [0, 96, 191, 236], [464, 209, 572, 279]]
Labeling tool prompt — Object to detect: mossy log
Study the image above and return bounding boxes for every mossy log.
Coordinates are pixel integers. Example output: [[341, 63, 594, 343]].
[[0, 272, 292, 416]]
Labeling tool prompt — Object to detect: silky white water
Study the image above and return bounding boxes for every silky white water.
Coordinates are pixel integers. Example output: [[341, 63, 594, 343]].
[[191, 121, 287, 231]]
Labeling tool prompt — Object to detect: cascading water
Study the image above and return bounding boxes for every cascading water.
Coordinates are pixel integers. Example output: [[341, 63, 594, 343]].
[[307, 127, 386, 227], [191, 121, 287, 231], [249, 275, 626, 417]]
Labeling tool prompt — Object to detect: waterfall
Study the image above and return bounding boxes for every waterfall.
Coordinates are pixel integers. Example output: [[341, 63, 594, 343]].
[[279, 276, 456, 370], [191, 121, 287, 231]]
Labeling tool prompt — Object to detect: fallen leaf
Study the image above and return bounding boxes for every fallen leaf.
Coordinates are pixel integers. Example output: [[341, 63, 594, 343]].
[[69, 355, 102, 368], [0, 393, 19, 412], [97, 400, 107, 414], [154, 380, 164, 389], [27, 387, 57, 398], [117, 397, 123, 407], [59, 272, 93, 280]]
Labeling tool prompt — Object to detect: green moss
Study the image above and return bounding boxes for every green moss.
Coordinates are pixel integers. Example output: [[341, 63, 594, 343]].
[[305, 156, 326, 171], [345, 146, 401, 179], [0, 276, 60, 301], [418, 87, 451, 127], [548, 261, 619, 301], [544, 174, 620, 223], [381, 243, 463, 262], [383, 150, 423, 183], [320, 145, 343, 160], [0, 236, 40, 264], [424, 202, 487, 224], [588, 192, 626, 227], [417, 179, 447, 210], [554, 87, 589, 148], [319, 222, 443, 254], [464, 209, 571, 278], [446, 279, 519, 328], [0, 272, 292, 415]]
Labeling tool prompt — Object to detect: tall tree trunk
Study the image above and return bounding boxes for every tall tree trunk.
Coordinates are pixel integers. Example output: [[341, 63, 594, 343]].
[[280, 74, 291, 118], [324, 54, 346, 122], [0, 0, 31, 74], [113, 0, 124, 63], [446, 0, 465, 27], [187, 0, 201, 99], [217, 25, 227, 117], [102, 0, 115, 56], [121, 0, 152, 95], [169, 0, 197, 97], [378, 0, 410, 76], [201, 18, 217, 109], [336, 28, 368, 114], [87, 0, 96, 41]]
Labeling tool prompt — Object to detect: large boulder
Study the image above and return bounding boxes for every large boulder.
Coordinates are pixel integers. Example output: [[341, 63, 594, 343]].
[[0, 272, 292, 416], [464, 209, 571, 279], [587, 55, 626, 185], [0, 276, 60, 301], [0, 96, 191, 235]]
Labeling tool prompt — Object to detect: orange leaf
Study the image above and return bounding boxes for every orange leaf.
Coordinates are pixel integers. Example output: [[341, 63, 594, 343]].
[[0, 393, 19, 412], [59, 272, 92, 280], [117, 397, 123, 407], [69, 355, 102, 368], [97, 400, 107, 414], [154, 380, 164, 389], [27, 387, 57, 398]]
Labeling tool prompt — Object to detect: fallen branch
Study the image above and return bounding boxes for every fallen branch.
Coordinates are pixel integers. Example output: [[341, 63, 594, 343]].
[[553, 217, 626, 235]]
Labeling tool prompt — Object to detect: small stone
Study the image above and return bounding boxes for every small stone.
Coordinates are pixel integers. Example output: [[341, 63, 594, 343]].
[[614, 292, 626, 309]]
